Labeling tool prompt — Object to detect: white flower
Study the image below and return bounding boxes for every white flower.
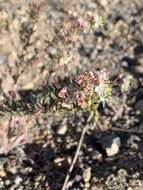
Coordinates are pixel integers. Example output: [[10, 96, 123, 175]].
[[94, 70, 109, 107], [95, 83, 106, 107], [95, 15, 104, 29]]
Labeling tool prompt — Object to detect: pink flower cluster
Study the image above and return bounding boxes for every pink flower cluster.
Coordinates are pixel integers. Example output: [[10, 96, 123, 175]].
[[75, 92, 87, 109], [8, 84, 17, 101], [74, 18, 86, 30], [75, 71, 100, 86], [59, 12, 103, 43], [58, 86, 68, 99], [58, 70, 111, 110], [59, 26, 69, 38]]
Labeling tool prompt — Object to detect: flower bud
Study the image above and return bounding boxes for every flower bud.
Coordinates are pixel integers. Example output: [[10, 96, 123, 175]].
[[115, 74, 124, 84], [74, 18, 86, 30], [59, 26, 69, 38], [76, 92, 87, 109], [58, 87, 68, 99]]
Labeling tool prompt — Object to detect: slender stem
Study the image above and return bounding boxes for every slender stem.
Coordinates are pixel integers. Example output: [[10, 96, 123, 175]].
[[61, 125, 89, 190], [61, 112, 94, 190]]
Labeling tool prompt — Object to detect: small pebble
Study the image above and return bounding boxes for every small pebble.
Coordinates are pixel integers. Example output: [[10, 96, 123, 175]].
[[0, 180, 4, 188], [106, 137, 121, 156], [83, 167, 91, 183], [57, 124, 67, 135], [75, 175, 82, 182], [127, 187, 133, 190], [0, 170, 6, 177], [99, 135, 121, 157], [15, 176, 22, 185], [5, 180, 11, 186]]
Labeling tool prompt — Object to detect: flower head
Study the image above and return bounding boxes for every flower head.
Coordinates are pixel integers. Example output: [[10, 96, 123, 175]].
[[58, 70, 112, 110], [87, 12, 104, 29], [84, 83, 94, 96], [114, 74, 132, 92], [74, 18, 86, 30], [58, 87, 68, 99], [76, 92, 87, 109], [121, 75, 132, 92], [75, 73, 87, 85], [8, 84, 17, 100], [59, 26, 69, 38]]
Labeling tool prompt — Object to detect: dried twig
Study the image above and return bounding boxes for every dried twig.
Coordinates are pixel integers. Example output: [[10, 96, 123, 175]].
[[109, 127, 143, 135]]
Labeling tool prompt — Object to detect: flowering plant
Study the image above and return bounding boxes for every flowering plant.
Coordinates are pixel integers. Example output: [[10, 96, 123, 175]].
[[58, 70, 112, 111], [0, 5, 132, 190]]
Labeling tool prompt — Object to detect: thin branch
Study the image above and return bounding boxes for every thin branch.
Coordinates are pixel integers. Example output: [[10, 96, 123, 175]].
[[109, 127, 143, 135], [97, 122, 143, 135]]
